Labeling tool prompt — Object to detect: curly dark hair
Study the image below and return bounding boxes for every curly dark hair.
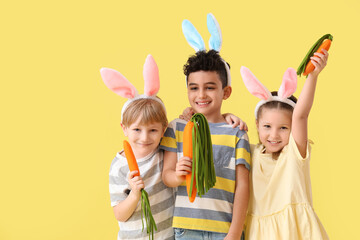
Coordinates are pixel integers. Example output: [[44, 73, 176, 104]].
[[183, 50, 230, 88]]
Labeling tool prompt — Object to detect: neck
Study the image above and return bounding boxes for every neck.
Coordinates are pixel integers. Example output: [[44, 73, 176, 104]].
[[204, 113, 225, 123]]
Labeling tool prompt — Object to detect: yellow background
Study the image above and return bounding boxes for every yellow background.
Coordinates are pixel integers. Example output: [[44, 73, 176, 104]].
[[1, 0, 359, 239]]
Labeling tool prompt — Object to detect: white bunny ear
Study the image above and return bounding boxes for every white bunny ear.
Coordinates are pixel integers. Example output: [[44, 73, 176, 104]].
[[143, 54, 159, 96], [278, 68, 297, 99], [182, 19, 206, 52], [100, 68, 138, 99], [207, 13, 222, 51], [240, 66, 272, 100]]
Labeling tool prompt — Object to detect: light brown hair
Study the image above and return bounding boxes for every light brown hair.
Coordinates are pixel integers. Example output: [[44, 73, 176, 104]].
[[122, 97, 168, 130]]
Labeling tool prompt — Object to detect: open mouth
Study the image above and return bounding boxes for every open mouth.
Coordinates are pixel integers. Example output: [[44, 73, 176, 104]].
[[196, 101, 211, 107], [268, 140, 281, 144]]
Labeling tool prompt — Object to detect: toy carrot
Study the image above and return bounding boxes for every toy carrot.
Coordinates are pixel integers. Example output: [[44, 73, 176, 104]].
[[183, 113, 216, 203], [183, 121, 197, 202], [123, 140, 157, 240], [297, 34, 333, 76]]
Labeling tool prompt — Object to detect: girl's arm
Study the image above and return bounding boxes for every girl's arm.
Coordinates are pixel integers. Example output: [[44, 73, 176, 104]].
[[292, 49, 329, 157], [113, 170, 144, 222], [225, 165, 249, 240], [162, 151, 192, 187]]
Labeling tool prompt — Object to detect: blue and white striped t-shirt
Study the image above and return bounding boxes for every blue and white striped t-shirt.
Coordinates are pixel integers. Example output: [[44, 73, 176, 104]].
[[160, 119, 250, 234], [109, 149, 175, 240]]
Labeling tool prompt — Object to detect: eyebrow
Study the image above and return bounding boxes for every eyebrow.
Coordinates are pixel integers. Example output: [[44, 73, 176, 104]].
[[188, 82, 217, 86]]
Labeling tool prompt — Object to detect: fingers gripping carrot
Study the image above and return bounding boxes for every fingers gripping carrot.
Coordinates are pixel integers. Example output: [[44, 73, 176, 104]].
[[123, 140, 157, 240], [297, 34, 333, 76], [303, 39, 331, 75]]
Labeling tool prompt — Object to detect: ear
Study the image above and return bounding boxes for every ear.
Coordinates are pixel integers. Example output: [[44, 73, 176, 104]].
[[161, 125, 167, 137], [143, 55, 160, 96], [182, 19, 205, 52], [100, 68, 138, 99], [223, 86, 232, 100], [120, 123, 128, 136], [278, 68, 297, 99], [207, 13, 222, 51], [240, 66, 271, 100], [255, 119, 259, 130]]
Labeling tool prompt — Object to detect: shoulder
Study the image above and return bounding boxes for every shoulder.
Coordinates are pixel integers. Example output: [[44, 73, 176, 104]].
[[109, 151, 127, 176], [283, 134, 311, 161], [168, 118, 187, 129], [209, 122, 248, 137]]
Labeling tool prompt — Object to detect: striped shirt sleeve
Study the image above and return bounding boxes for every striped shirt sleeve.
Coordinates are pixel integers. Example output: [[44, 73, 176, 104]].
[[109, 155, 129, 207], [235, 131, 251, 170], [160, 120, 178, 152]]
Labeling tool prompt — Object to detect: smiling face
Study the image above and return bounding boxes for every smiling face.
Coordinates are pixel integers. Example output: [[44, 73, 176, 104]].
[[187, 71, 231, 123], [122, 117, 165, 159], [256, 108, 292, 154]]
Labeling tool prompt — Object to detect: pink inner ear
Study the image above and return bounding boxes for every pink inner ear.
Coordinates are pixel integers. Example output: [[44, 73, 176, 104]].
[[240, 66, 271, 100], [143, 55, 160, 96], [100, 68, 137, 99], [278, 68, 297, 99]]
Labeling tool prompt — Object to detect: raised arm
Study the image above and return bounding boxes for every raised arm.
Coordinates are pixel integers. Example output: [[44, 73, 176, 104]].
[[292, 49, 329, 157]]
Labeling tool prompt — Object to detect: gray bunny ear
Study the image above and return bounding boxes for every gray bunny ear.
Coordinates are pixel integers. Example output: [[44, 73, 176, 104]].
[[207, 13, 222, 51], [182, 19, 205, 52]]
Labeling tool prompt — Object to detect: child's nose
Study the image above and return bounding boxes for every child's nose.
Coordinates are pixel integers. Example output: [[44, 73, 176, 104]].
[[198, 89, 206, 98], [141, 132, 150, 141], [270, 129, 279, 138]]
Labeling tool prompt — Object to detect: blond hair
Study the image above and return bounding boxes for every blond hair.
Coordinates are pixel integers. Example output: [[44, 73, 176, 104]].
[[122, 97, 167, 129]]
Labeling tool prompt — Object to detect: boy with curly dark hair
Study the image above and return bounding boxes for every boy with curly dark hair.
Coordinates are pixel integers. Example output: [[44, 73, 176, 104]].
[[161, 49, 250, 240]]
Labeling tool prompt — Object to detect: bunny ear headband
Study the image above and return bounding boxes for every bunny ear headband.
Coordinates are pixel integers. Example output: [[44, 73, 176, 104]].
[[182, 13, 231, 86], [100, 54, 166, 121], [240, 66, 297, 118]]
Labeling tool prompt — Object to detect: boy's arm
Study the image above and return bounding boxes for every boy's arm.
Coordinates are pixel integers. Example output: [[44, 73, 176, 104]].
[[162, 151, 192, 187], [292, 49, 329, 157], [179, 107, 248, 131], [223, 113, 248, 131], [225, 165, 249, 240], [113, 171, 144, 222]]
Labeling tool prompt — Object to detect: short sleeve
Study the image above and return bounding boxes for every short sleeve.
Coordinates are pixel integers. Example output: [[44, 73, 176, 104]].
[[235, 131, 251, 170], [288, 133, 311, 162], [109, 155, 130, 207], [160, 119, 178, 152]]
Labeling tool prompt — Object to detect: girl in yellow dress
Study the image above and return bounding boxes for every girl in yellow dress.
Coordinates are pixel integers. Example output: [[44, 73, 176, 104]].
[[240, 49, 329, 240]]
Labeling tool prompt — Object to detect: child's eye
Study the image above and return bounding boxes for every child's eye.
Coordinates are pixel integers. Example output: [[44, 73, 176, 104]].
[[263, 125, 270, 128], [280, 126, 288, 130], [206, 87, 215, 90], [133, 128, 141, 132], [150, 129, 158, 132], [189, 87, 198, 91]]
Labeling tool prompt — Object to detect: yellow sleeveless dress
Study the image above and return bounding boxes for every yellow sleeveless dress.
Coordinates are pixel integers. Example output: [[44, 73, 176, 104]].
[[245, 134, 329, 240]]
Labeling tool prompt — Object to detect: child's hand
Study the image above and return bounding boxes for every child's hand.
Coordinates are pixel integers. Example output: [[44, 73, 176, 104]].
[[128, 170, 144, 196], [179, 107, 195, 121], [175, 156, 192, 179], [223, 113, 248, 131], [308, 49, 329, 77]]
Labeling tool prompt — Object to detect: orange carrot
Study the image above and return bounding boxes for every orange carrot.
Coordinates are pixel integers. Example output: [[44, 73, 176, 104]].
[[183, 121, 197, 203], [303, 39, 332, 76], [123, 140, 140, 177], [123, 140, 157, 239]]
